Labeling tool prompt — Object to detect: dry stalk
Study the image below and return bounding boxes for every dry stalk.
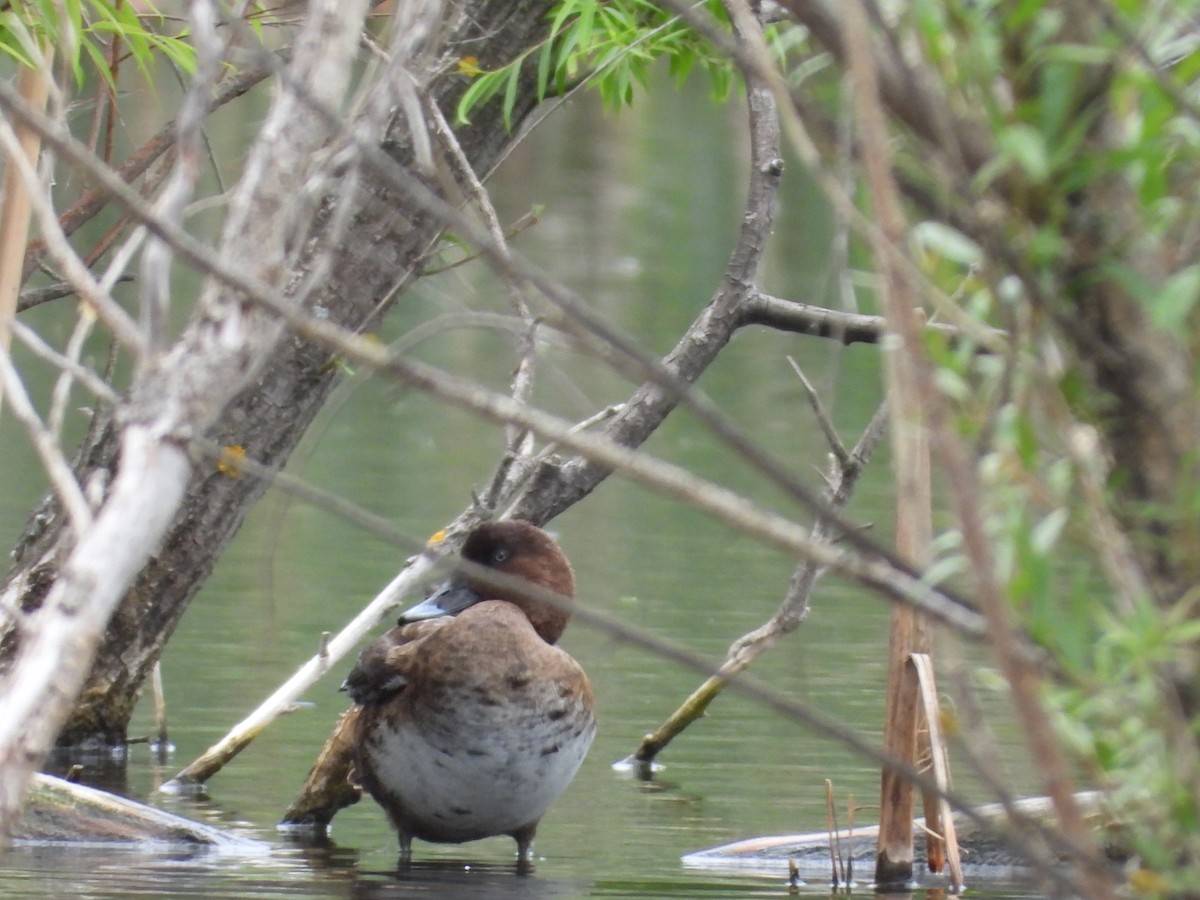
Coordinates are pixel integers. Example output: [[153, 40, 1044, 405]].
[[0, 45, 53, 416], [841, 2, 1114, 896], [826, 778, 845, 886]]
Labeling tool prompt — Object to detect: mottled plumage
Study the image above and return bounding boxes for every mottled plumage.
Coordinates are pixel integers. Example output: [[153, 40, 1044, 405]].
[[344, 521, 595, 860]]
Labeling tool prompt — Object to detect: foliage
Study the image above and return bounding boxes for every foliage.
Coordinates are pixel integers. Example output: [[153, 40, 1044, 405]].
[[455, 0, 797, 128], [0, 0, 194, 90], [902, 0, 1200, 890]]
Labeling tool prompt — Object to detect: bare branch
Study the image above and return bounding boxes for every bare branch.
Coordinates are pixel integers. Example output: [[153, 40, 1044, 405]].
[[744, 290, 1002, 348], [138, 0, 226, 357], [9, 319, 119, 407], [0, 352, 92, 534], [629, 396, 887, 768], [19, 61, 276, 289], [0, 111, 145, 353], [788, 355, 849, 466]]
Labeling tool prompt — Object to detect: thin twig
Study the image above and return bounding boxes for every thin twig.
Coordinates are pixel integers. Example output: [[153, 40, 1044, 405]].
[[0, 352, 92, 534], [47, 307, 98, 441], [427, 94, 540, 503], [20, 60, 277, 285], [9, 319, 120, 406], [788, 355, 849, 466], [139, 0, 226, 356], [0, 112, 145, 353]]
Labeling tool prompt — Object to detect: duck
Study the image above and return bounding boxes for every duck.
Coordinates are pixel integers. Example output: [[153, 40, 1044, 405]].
[[342, 519, 596, 861]]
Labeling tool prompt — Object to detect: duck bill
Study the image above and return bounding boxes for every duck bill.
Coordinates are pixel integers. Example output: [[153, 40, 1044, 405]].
[[400, 578, 482, 622]]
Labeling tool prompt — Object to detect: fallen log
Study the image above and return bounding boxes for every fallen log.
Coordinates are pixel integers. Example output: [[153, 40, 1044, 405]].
[[14, 773, 263, 849]]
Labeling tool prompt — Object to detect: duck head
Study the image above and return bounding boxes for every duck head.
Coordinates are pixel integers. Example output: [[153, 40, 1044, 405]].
[[401, 520, 576, 644]]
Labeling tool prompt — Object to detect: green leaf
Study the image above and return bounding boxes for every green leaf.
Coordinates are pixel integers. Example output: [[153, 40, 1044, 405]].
[[455, 70, 502, 125], [997, 124, 1051, 183], [502, 60, 521, 130], [1036, 41, 1113, 67], [1031, 508, 1069, 555], [80, 37, 117, 94], [536, 39, 554, 101], [0, 0, 194, 90], [1149, 265, 1200, 332], [913, 221, 982, 267], [923, 554, 967, 587], [548, 0, 580, 42], [574, 0, 596, 51]]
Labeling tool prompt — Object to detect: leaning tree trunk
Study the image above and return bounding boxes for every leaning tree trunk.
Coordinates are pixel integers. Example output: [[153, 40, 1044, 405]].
[[0, 0, 557, 749]]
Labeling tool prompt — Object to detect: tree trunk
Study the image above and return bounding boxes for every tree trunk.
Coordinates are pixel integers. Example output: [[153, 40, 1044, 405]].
[[0, 0, 557, 749]]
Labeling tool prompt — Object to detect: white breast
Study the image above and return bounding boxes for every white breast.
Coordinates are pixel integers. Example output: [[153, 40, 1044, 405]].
[[363, 681, 596, 842]]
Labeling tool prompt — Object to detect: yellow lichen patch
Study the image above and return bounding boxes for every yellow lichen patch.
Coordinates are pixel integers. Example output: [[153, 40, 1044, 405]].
[[427, 529, 447, 545], [217, 445, 246, 477], [1127, 868, 1169, 896]]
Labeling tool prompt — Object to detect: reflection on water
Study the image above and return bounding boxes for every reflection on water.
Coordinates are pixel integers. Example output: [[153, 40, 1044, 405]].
[[0, 75, 1046, 900], [0, 839, 1045, 899]]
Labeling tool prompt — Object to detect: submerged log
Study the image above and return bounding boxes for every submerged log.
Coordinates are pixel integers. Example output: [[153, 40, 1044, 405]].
[[682, 792, 1109, 882], [278, 706, 362, 829], [14, 773, 260, 848]]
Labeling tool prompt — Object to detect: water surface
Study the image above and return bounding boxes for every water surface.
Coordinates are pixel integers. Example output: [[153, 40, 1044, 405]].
[[1, 76, 1045, 899]]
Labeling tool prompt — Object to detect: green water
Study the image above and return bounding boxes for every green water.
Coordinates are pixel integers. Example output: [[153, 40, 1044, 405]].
[[0, 79, 1045, 898]]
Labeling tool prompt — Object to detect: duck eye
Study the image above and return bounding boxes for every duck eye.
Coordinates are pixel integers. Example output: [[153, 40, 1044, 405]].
[[492, 547, 510, 564]]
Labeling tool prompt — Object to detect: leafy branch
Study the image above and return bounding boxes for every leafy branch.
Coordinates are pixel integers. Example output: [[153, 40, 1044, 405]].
[[0, 0, 195, 89], [455, 0, 792, 128]]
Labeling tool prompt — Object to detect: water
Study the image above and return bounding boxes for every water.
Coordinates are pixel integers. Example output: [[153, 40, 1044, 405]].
[[1, 77, 1046, 898]]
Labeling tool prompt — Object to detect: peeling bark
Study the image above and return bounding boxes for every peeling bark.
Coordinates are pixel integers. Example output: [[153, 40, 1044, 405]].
[[0, 0, 376, 837]]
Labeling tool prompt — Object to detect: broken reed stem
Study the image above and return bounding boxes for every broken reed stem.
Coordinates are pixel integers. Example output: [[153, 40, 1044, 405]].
[[839, 1, 940, 885], [846, 793, 855, 884], [151, 660, 169, 750], [825, 778, 845, 887], [787, 857, 801, 889], [912, 652, 964, 887]]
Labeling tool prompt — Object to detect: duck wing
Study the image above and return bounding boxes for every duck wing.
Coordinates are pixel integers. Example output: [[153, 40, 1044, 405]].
[[340, 619, 449, 705]]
